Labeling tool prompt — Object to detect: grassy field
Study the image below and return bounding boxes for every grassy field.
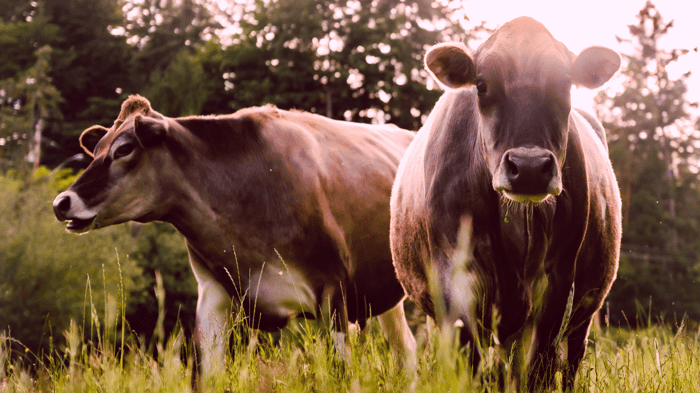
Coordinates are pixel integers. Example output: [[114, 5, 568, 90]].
[[2, 308, 700, 393]]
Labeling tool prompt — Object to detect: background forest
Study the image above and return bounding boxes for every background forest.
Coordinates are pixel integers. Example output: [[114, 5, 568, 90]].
[[0, 0, 698, 358]]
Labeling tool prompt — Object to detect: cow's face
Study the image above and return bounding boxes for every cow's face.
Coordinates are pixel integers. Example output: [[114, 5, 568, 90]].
[[53, 111, 171, 232], [425, 18, 619, 205]]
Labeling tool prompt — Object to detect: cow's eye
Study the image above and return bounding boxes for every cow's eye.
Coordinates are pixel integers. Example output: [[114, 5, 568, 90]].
[[476, 78, 488, 96], [113, 142, 135, 159]]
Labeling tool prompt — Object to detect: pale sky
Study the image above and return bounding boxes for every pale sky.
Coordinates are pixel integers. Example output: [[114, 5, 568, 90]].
[[460, 0, 700, 114]]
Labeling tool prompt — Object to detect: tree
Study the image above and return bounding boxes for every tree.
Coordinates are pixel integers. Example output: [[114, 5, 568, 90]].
[[595, 1, 700, 325], [224, 0, 482, 130], [142, 48, 211, 117], [124, 0, 220, 86], [21, 46, 63, 171], [0, 5, 61, 80], [0, 45, 62, 174], [0, 0, 136, 169]]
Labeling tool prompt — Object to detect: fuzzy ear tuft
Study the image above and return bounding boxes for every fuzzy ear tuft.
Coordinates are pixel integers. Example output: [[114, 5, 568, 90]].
[[79, 125, 109, 157], [425, 42, 477, 89], [134, 115, 167, 148], [117, 95, 153, 122]]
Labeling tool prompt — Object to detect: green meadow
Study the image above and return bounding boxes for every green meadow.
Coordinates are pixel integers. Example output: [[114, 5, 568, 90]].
[[3, 297, 700, 393]]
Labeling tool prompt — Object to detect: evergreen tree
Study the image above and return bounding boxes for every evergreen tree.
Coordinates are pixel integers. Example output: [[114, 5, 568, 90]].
[[224, 0, 482, 130], [0, 45, 62, 174], [0, 0, 135, 168], [595, 1, 700, 325], [124, 0, 219, 85]]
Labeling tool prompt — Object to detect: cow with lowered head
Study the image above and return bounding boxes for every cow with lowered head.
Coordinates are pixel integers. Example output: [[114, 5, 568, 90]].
[[390, 17, 621, 391], [53, 96, 417, 385]]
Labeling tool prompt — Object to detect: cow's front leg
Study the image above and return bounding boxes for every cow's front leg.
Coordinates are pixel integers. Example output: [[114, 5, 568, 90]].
[[441, 217, 493, 371], [319, 283, 352, 362], [189, 257, 233, 388], [562, 317, 593, 391], [376, 298, 417, 373], [528, 278, 574, 391], [194, 279, 232, 380]]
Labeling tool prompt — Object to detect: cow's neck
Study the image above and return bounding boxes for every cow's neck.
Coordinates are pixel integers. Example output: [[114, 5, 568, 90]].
[[163, 180, 242, 263], [498, 200, 555, 280], [161, 146, 304, 271]]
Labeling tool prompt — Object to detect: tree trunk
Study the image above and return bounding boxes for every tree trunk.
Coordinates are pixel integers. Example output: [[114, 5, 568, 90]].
[[324, 85, 333, 119], [31, 118, 42, 171]]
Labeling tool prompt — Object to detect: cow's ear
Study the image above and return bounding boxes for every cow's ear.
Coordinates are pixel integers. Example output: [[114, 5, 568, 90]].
[[79, 125, 109, 157], [425, 43, 476, 89], [572, 46, 621, 89], [134, 115, 167, 147]]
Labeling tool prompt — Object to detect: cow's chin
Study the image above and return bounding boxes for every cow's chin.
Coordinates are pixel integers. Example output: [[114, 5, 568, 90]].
[[501, 191, 554, 206], [65, 216, 98, 233]]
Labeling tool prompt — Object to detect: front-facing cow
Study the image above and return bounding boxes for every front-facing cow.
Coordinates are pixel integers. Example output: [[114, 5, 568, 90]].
[[390, 17, 621, 390], [53, 96, 417, 384]]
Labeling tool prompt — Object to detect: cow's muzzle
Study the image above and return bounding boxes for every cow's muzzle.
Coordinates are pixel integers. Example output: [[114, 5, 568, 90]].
[[53, 191, 97, 232], [493, 147, 562, 204]]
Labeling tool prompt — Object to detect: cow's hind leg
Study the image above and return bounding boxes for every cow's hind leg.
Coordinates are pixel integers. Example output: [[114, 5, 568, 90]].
[[377, 298, 417, 373]]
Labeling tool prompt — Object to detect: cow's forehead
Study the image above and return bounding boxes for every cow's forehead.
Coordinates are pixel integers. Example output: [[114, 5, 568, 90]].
[[475, 17, 572, 84]]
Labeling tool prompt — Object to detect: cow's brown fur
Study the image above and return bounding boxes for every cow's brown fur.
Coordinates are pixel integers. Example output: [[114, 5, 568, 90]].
[[54, 96, 417, 385], [117, 95, 155, 122], [390, 17, 621, 391]]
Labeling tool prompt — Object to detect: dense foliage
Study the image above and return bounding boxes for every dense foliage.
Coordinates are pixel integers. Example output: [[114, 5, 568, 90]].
[[0, 168, 195, 356], [594, 2, 700, 326], [0, 169, 142, 354]]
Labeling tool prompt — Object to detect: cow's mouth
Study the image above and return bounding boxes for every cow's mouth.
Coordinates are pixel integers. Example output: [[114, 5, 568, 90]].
[[66, 216, 97, 232], [501, 190, 552, 205]]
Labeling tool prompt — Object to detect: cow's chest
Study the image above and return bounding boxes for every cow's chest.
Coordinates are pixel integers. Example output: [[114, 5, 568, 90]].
[[498, 206, 552, 274], [188, 251, 318, 331], [246, 261, 318, 322], [494, 206, 555, 319]]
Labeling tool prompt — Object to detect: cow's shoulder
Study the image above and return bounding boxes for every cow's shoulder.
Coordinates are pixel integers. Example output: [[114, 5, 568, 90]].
[[172, 106, 283, 154], [420, 91, 491, 242], [423, 90, 481, 171], [573, 108, 607, 151]]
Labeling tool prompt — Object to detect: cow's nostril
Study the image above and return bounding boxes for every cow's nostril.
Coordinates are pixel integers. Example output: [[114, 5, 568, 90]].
[[57, 195, 71, 214], [541, 156, 553, 175], [506, 155, 519, 177]]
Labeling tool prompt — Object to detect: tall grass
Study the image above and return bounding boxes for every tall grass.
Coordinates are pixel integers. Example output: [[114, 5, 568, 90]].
[[3, 280, 700, 392], [577, 321, 700, 392], [4, 316, 700, 392]]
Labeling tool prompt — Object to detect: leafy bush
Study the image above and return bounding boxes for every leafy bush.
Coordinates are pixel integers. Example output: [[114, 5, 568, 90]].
[[0, 168, 142, 355], [126, 222, 197, 345]]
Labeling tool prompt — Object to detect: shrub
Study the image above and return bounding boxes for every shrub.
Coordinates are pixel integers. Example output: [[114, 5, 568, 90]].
[[0, 168, 142, 356]]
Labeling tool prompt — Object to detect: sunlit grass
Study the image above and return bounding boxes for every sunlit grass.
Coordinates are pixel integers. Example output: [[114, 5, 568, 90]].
[[577, 321, 700, 392], [4, 312, 700, 392], [3, 271, 700, 393]]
